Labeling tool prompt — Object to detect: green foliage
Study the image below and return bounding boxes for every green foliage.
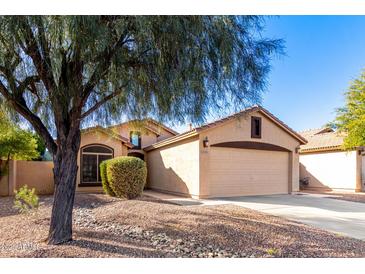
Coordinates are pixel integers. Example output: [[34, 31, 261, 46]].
[[0, 16, 283, 133], [100, 160, 115, 196], [13, 185, 39, 213], [0, 110, 39, 161], [266, 248, 280, 256], [105, 156, 147, 199], [332, 70, 365, 149], [32, 134, 46, 160]]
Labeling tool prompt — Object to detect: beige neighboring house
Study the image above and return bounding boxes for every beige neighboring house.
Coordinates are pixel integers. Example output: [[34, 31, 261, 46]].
[[299, 128, 364, 192], [145, 106, 307, 198]]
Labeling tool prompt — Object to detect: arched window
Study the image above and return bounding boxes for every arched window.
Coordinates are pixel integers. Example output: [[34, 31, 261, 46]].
[[81, 144, 114, 185]]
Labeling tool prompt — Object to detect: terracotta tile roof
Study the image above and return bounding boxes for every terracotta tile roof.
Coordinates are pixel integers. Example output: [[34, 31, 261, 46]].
[[299, 127, 345, 153], [144, 105, 307, 151]]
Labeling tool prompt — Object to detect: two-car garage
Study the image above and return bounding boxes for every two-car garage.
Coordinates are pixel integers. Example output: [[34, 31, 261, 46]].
[[207, 147, 289, 197], [145, 106, 306, 199]]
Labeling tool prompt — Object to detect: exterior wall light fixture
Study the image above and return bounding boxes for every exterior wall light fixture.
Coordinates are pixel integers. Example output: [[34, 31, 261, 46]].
[[203, 137, 209, 148]]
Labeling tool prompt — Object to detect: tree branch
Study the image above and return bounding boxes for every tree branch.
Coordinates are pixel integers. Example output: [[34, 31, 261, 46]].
[[81, 31, 133, 103], [0, 80, 57, 155], [18, 17, 56, 93], [80, 87, 126, 120], [16, 75, 41, 94]]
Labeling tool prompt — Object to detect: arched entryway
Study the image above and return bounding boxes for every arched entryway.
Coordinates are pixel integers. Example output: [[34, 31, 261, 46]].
[[128, 152, 145, 161], [80, 144, 114, 185]]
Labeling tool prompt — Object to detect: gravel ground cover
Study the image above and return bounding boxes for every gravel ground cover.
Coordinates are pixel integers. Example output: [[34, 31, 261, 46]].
[[302, 190, 365, 204], [0, 193, 364, 258]]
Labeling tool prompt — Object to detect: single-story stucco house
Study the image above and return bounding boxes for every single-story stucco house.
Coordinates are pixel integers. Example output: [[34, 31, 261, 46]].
[[145, 106, 307, 198], [1, 105, 308, 198], [299, 127, 364, 192]]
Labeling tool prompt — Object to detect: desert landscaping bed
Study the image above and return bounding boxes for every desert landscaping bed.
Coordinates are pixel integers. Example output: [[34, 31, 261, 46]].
[[0, 193, 364, 258]]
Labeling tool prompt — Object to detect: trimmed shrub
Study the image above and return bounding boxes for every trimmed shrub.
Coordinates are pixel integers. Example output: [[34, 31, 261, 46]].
[[105, 156, 147, 199], [100, 160, 115, 196]]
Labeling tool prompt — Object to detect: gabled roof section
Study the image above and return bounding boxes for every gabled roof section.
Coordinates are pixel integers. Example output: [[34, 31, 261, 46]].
[[299, 127, 334, 139], [108, 118, 178, 136], [144, 105, 307, 151], [147, 118, 179, 136], [299, 128, 346, 153], [81, 126, 133, 148]]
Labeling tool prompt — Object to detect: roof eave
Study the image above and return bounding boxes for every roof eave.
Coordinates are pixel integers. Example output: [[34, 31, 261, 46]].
[[143, 130, 198, 152], [299, 146, 346, 154]]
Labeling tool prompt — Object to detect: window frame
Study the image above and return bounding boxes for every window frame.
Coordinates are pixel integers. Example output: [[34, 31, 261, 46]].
[[130, 131, 142, 149], [251, 116, 262, 139], [80, 144, 114, 186]]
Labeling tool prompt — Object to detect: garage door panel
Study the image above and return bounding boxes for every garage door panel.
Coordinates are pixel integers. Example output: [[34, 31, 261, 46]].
[[208, 148, 289, 197]]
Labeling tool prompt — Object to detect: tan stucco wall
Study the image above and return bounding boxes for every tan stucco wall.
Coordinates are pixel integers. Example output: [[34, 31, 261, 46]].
[[1, 131, 129, 196], [7, 160, 54, 195], [146, 136, 200, 197], [300, 150, 357, 191], [199, 112, 301, 197], [76, 130, 127, 192]]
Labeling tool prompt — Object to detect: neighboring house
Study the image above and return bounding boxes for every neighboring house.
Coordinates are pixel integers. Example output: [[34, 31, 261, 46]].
[[299, 128, 364, 192], [145, 106, 307, 198]]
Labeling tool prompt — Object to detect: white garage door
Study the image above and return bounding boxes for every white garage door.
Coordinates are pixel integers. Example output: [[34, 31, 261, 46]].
[[208, 147, 289, 197]]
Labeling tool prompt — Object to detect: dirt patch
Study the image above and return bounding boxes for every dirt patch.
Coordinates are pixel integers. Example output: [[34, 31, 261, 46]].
[[0, 193, 364, 258]]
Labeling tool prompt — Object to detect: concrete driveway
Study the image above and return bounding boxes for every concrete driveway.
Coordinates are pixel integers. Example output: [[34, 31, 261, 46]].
[[219, 193, 365, 240]]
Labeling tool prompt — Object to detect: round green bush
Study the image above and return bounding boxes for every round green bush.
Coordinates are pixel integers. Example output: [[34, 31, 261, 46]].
[[100, 160, 116, 197], [106, 156, 147, 199]]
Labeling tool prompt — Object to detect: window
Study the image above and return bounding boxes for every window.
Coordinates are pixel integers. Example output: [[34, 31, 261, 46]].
[[130, 131, 141, 149], [251, 116, 262, 138], [81, 145, 113, 185]]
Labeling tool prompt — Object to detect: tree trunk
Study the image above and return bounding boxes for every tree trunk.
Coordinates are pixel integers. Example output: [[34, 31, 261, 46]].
[[47, 131, 80, 245]]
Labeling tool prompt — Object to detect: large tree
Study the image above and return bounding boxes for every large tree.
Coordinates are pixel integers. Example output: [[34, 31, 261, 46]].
[[0, 16, 282, 244], [332, 70, 365, 149]]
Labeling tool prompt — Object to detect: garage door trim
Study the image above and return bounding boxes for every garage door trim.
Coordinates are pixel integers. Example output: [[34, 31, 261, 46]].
[[211, 141, 291, 152]]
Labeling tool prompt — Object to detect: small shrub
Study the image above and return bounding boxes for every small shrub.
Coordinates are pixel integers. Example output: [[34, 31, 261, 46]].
[[100, 160, 115, 196], [106, 156, 147, 199], [13, 185, 39, 213], [266, 248, 280, 256]]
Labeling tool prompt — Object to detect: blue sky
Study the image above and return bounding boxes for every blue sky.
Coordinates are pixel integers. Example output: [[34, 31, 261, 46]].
[[261, 15, 365, 132], [173, 16, 365, 133]]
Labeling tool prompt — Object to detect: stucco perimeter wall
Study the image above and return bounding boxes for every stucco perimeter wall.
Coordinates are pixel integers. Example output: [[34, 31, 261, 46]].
[[300, 150, 357, 191], [199, 112, 301, 197], [146, 137, 200, 197], [7, 160, 54, 195]]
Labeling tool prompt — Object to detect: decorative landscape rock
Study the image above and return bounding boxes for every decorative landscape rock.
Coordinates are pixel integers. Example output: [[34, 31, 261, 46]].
[[73, 205, 245, 258], [1, 193, 365, 258]]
